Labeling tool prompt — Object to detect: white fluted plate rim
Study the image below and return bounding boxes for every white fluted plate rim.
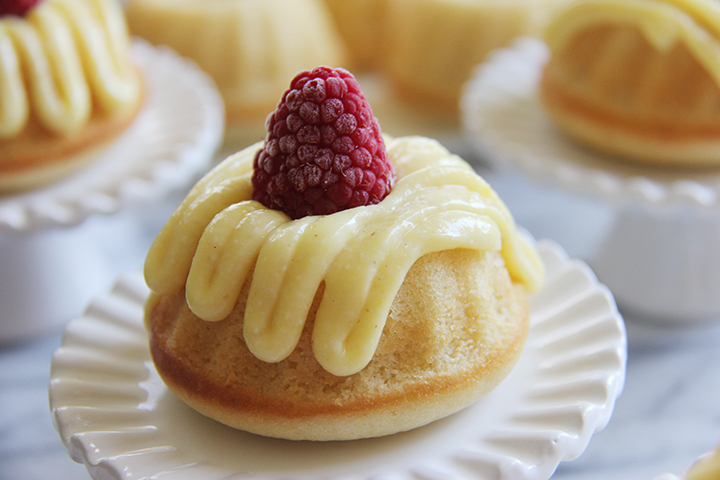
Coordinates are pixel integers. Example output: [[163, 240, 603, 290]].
[[461, 37, 720, 210], [0, 39, 224, 233], [49, 239, 626, 480]]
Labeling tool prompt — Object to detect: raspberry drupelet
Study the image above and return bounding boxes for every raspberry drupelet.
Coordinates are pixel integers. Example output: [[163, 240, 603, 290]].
[[251, 66, 395, 219], [0, 0, 43, 17]]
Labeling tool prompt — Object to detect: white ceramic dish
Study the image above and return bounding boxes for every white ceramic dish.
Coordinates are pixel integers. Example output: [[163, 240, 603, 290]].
[[50, 239, 626, 480], [461, 38, 720, 324], [0, 39, 224, 234], [0, 40, 224, 342]]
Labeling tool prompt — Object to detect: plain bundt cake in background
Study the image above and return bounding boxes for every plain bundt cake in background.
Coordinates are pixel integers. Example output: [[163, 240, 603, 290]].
[[125, 0, 347, 144], [383, 0, 572, 112], [320, 0, 388, 70]]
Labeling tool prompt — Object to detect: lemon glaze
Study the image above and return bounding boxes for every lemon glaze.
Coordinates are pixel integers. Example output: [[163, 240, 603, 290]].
[[545, 0, 720, 88], [0, 0, 140, 139], [144, 136, 544, 376]]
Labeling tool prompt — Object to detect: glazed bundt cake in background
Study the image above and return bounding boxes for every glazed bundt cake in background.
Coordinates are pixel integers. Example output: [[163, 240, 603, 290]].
[[540, 0, 720, 165], [0, 0, 143, 191]]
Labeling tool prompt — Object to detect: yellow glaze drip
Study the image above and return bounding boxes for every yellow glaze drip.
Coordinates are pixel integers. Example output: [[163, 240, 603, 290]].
[[545, 0, 720, 88], [0, 0, 140, 139], [145, 137, 545, 376]]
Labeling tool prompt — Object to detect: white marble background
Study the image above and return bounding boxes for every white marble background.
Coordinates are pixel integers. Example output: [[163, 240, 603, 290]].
[[1, 142, 719, 480]]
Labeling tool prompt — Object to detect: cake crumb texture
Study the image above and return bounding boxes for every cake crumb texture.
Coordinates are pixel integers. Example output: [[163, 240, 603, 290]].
[[148, 248, 528, 436]]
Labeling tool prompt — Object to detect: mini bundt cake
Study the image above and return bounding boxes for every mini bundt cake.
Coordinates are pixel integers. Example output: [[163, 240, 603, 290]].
[[125, 0, 347, 134], [143, 67, 544, 441], [383, 0, 571, 112], [540, 0, 720, 165], [0, 0, 143, 191]]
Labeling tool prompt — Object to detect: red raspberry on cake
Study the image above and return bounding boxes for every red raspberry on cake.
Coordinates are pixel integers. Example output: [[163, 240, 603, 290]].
[[252, 66, 395, 219], [0, 0, 43, 17]]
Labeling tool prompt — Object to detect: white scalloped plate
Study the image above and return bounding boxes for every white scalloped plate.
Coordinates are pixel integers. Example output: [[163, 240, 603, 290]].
[[49, 239, 626, 480], [0, 39, 224, 233], [461, 37, 720, 210]]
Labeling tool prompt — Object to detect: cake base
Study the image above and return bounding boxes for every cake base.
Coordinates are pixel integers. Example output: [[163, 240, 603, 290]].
[[540, 69, 720, 167], [0, 77, 144, 192], [146, 248, 529, 441]]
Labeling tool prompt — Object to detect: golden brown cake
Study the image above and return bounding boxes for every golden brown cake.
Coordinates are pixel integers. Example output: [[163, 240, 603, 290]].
[[0, 0, 143, 191], [383, 0, 571, 112], [125, 0, 347, 135], [143, 67, 544, 441], [540, 0, 720, 166]]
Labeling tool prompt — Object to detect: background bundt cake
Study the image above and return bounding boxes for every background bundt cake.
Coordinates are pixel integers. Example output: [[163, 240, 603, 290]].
[[0, 0, 142, 190]]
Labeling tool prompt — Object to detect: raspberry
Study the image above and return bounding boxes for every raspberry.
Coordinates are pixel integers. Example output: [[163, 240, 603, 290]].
[[0, 0, 43, 17], [252, 66, 395, 219]]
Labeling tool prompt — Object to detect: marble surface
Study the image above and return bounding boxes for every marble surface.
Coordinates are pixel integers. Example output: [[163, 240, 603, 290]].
[[2, 139, 720, 480]]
